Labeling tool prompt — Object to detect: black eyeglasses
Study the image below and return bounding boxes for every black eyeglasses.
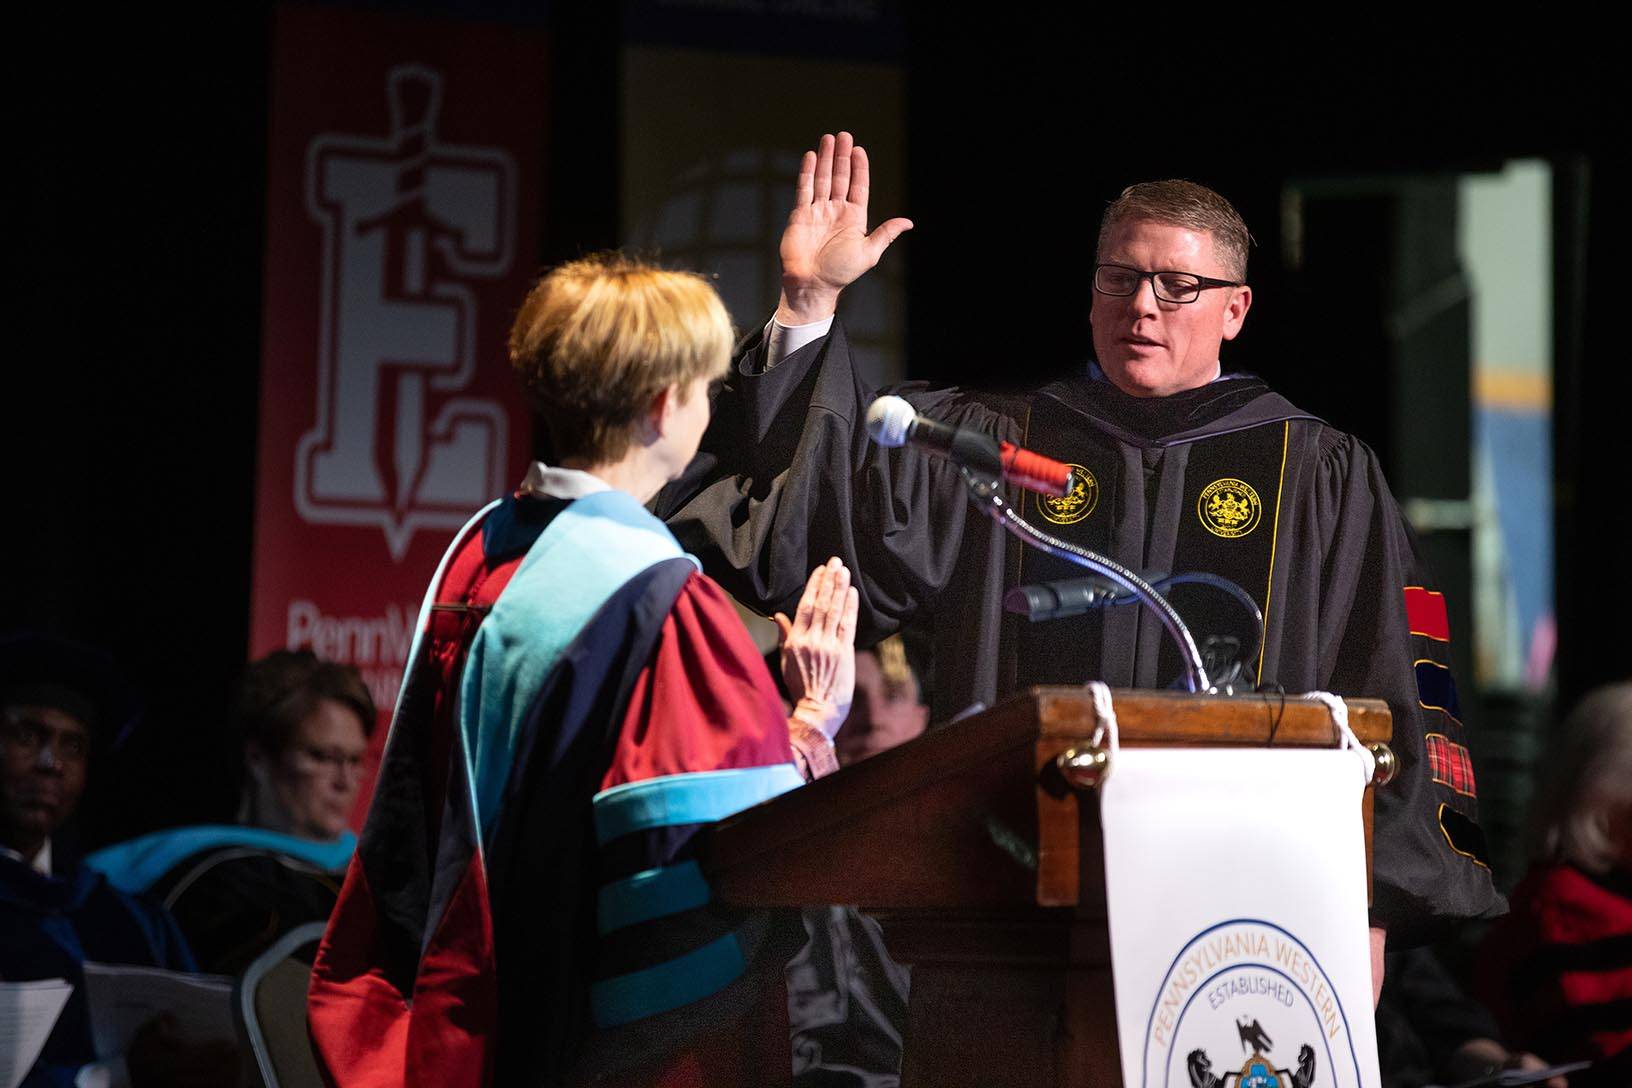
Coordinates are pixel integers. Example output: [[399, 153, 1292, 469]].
[[1093, 263, 1242, 304], [292, 744, 366, 777]]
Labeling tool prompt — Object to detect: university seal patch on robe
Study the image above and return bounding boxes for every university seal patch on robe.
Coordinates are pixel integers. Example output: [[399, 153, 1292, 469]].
[[659, 316, 1504, 943]]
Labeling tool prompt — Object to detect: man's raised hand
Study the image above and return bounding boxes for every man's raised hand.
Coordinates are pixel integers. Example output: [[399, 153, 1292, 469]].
[[776, 131, 913, 326]]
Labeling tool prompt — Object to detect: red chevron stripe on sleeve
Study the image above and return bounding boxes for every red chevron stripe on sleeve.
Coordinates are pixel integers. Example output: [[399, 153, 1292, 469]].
[[1404, 586, 1451, 642]]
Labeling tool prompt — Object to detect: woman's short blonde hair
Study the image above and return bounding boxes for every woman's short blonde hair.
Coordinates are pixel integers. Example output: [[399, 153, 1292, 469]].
[[508, 252, 734, 463]]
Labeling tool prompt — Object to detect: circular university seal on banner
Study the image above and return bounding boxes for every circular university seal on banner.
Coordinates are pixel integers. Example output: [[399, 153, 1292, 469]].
[[1140, 919, 1364, 1088], [1198, 478, 1262, 539], [1036, 464, 1098, 525]]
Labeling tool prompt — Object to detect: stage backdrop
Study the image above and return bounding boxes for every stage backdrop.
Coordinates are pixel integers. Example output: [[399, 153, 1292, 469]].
[[250, 4, 544, 826]]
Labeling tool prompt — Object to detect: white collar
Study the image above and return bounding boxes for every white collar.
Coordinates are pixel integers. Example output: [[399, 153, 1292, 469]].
[[0, 838, 51, 876], [517, 462, 614, 501]]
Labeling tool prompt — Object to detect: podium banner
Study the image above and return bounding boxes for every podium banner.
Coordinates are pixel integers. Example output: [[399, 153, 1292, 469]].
[[1101, 747, 1381, 1088]]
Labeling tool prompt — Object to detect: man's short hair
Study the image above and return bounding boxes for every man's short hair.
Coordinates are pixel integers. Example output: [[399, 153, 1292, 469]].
[[234, 650, 374, 757], [1097, 180, 1251, 283], [508, 252, 735, 463], [871, 635, 917, 703]]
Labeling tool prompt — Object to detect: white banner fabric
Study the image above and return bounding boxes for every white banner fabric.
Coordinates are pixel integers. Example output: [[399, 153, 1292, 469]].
[[1101, 747, 1381, 1088]]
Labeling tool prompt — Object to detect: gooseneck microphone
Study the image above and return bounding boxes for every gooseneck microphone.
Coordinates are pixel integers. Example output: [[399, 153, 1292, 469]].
[[864, 395, 1074, 497]]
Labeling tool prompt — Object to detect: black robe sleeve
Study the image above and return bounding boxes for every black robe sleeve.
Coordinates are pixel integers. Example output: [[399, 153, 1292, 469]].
[[656, 317, 1023, 651], [1375, 947, 1503, 1085], [658, 317, 1503, 936], [1308, 429, 1503, 941]]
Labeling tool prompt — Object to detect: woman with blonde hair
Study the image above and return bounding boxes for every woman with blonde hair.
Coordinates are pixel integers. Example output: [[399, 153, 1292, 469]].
[[310, 253, 859, 1088], [1476, 682, 1632, 1084]]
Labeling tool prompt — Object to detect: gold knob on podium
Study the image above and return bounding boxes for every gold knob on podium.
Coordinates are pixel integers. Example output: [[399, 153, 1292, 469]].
[[1056, 746, 1110, 790], [1369, 743, 1398, 786]]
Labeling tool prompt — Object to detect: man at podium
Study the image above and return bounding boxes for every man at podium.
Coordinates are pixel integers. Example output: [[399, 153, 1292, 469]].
[[655, 133, 1503, 973]]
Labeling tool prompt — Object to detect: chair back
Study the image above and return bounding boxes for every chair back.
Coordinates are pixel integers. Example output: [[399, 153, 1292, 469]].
[[236, 921, 329, 1088]]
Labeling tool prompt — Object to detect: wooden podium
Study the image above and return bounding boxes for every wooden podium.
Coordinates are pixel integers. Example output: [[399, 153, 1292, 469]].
[[701, 688, 1392, 1088]]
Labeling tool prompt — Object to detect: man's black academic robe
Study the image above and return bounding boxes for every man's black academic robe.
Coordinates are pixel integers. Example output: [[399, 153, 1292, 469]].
[[656, 318, 1502, 941]]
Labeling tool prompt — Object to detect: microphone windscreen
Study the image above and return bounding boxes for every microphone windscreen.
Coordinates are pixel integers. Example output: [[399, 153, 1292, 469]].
[[865, 395, 915, 448]]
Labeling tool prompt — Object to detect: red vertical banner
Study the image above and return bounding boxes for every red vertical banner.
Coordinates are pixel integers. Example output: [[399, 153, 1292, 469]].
[[252, 5, 545, 825]]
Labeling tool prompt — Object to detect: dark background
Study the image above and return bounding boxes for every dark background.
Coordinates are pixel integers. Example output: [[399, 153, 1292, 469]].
[[9, 5, 1620, 870]]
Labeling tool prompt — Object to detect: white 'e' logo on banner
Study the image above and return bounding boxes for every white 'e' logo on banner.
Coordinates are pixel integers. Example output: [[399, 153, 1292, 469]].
[[297, 64, 516, 559]]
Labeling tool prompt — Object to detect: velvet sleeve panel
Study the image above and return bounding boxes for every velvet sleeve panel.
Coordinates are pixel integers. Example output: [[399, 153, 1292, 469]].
[[1309, 427, 1502, 941]]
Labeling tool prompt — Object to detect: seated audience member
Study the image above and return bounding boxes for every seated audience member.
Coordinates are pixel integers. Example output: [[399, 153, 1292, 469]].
[[234, 649, 373, 842], [86, 651, 373, 973], [786, 902, 912, 1088], [783, 636, 924, 1086], [1376, 946, 1563, 1088], [1, 634, 232, 1088], [307, 253, 859, 1088], [832, 635, 928, 766], [1476, 682, 1632, 1085]]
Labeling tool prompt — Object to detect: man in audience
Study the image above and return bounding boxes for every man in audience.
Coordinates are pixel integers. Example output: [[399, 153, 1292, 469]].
[[783, 635, 923, 1086], [0, 633, 233, 1088], [833, 635, 928, 766], [1376, 947, 1564, 1087]]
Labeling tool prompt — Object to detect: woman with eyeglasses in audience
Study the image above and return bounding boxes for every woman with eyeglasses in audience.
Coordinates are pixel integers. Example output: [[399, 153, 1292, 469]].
[[87, 650, 374, 974]]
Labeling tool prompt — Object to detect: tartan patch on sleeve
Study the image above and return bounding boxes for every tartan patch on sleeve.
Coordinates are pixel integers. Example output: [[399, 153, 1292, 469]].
[[1404, 586, 1451, 641], [1426, 733, 1477, 797], [1413, 659, 1462, 724]]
